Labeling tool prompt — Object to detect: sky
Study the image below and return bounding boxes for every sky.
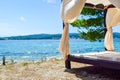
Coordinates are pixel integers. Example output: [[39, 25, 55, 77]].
[[0, 0, 119, 37]]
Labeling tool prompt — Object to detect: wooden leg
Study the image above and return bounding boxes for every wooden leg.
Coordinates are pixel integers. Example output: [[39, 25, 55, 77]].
[[2, 56, 6, 65], [65, 59, 71, 69]]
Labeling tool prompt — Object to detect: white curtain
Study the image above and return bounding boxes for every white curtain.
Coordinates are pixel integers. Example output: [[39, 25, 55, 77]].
[[61, 0, 86, 23], [105, 8, 120, 51], [59, 23, 70, 59], [60, 0, 86, 59], [60, 0, 120, 59]]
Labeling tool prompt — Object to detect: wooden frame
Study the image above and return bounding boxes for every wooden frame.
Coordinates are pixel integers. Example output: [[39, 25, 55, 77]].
[[65, 8, 116, 69], [66, 55, 120, 70], [85, 3, 115, 10]]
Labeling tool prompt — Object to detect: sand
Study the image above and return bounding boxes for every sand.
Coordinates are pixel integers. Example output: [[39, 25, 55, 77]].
[[0, 58, 120, 80]]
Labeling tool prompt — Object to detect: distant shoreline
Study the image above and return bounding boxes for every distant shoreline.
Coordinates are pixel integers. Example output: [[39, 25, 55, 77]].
[[0, 32, 120, 40], [0, 33, 79, 40]]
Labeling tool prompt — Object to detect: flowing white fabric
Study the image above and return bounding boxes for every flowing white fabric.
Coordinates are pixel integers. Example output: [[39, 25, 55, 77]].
[[105, 8, 120, 51], [60, 0, 120, 59], [60, 0, 86, 59], [104, 27, 114, 51], [59, 23, 70, 59], [61, 0, 86, 23]]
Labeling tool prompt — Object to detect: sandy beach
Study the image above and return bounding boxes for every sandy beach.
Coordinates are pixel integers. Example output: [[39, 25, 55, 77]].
[[0, 58, 119, 80]]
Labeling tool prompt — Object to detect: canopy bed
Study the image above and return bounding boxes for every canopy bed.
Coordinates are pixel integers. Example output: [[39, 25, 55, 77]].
[[60, 0, 120, 69]]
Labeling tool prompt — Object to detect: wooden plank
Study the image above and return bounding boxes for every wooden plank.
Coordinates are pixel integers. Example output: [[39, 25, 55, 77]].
[[68, 54, 120, 70]]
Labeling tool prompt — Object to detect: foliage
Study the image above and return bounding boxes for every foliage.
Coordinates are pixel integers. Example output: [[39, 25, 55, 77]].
[[79, 28, 104, 42], [71, 7, 104, 41]]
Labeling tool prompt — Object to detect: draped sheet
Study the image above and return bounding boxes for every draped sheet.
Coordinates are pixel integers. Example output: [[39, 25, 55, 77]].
[[60, 0, 86, 59], [61, 0, 86, 23], [105, 8, 120, 51], [59, 23, 70, 59], [60, 0, 120, 59]]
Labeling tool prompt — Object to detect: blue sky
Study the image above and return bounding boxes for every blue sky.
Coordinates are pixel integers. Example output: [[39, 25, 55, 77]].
[[0, 0, 119, 37], [0, 0, 78, 37]]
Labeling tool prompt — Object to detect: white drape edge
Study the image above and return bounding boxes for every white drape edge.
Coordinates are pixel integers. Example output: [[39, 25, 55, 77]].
[[104, 8, 114, 51], [104, 27, 114, 51], [104, 8, 120, 51], [59, 0, 86, 59], [59, 23, 70, 59]]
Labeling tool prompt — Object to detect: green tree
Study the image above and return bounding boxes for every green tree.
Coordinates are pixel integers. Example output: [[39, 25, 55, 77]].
[[71, 7, 104, 41]]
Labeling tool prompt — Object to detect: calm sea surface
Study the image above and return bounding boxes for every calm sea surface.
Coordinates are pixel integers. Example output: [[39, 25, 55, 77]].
[[0, 39, 119, 62]]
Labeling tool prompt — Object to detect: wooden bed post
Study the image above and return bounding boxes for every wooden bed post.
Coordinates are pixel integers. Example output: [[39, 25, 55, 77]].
[[65, 58, 71, 69], [61, 0, 71, 69], [104, 9, 108, 51], [62, 22, 71, 69]]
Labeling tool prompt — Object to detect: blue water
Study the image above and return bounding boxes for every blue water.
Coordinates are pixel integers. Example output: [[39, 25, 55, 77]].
[[0, 39, 119, 62]]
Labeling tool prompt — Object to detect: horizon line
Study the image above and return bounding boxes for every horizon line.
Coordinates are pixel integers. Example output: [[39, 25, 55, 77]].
[[0, 31, 120, 37]]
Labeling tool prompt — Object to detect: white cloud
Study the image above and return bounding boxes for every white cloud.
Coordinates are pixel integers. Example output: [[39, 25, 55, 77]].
[[20, 16, 26, 22], [47, 0, 56, 4], [42, 0, 56, 4]]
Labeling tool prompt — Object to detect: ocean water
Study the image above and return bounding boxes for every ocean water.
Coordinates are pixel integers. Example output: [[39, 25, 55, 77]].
[[0, 39, 119, 62]]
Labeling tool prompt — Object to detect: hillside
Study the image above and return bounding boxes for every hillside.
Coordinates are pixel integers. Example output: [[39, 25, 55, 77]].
[[0, 32, 120, 40], [0, 33, 79, 40]]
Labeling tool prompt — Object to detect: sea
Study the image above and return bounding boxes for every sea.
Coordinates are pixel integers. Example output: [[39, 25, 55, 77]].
[[0, 39, 119, 62]]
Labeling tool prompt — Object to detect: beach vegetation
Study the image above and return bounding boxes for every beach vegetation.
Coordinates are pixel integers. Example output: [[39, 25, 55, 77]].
[[22, 62, 29, 66]]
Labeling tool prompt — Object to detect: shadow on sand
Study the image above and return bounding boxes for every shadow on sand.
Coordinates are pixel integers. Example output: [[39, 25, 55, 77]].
[[65, 66, 120, 80]]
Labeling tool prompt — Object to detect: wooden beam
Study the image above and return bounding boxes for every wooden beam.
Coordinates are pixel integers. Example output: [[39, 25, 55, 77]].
[[85, 3, 104, 10], [106, 4, 115, 9], [85, 3, 115, 10], [68, 54, 120, 70]]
